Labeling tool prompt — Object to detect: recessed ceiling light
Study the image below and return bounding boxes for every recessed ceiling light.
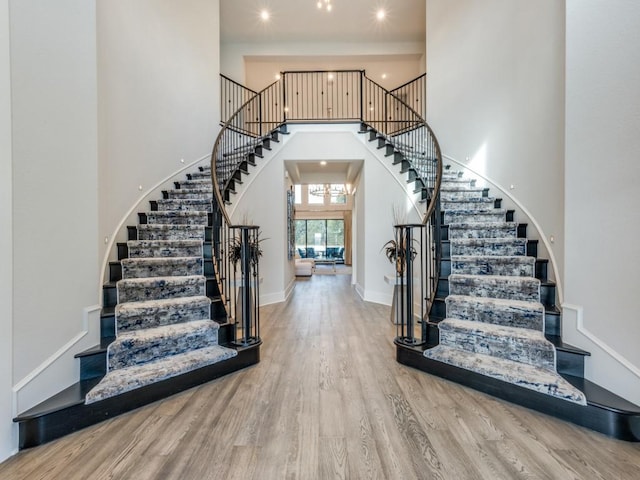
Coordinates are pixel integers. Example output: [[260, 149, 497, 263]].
[[275, 74, 281, 80], [376, 9, 386, 21], [381, 73, 387, 79], [260, 10, 270, 21], [317, 1, 322, 8], [320, 161, 327, 166]]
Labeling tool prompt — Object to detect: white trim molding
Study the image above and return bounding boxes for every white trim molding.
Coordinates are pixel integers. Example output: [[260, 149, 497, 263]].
[[562, 303, 640, 404], [13, 305, 101, 414], [562, 303, 640, 380]]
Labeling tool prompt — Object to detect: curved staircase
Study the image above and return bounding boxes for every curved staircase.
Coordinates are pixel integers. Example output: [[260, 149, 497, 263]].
[[13, 164, 261, 449], [397, 166, 640, 441]]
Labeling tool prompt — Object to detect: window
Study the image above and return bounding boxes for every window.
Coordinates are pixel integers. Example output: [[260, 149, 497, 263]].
[[307, 184, 324, 204], [294, 184, 302, 204], [295, 219, 345, 262]]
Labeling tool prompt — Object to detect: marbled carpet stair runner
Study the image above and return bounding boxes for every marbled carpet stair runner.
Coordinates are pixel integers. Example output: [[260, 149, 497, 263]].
[[86, 165, 236, 404], [425, 171, 586, 404]]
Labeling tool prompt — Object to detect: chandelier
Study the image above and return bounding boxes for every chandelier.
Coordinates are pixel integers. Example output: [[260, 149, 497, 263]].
[[316, 0, 333, 12], [309, 184, 346, 197]]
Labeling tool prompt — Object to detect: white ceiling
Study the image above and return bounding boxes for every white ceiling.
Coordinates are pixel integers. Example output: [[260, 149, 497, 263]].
[[220, 0, 426, 45], [284, 159, 364, 185]]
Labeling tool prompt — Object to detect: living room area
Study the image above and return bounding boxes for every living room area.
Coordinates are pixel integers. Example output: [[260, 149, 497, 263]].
[[291, 182, 355, 277]]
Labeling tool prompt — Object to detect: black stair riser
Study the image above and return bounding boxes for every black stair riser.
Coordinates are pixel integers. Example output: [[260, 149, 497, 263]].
[[204, 259, 214, 276], [101, 312, 115, 339], [430, 298, 446, 321], [78, 354, 106, 381], [109, 262, 122, 282], [437, 278, 448, 298], [536, 259, 548, 281], [211, 299, 228, 321], [216, 323, 234, 344], [506, 210, 515, 222], [207, 277, 220, 297], [103, 285, 117, 308], [540, 283, 556, 308], [117, 243, 128, 260], [545, 310, 561, 337], [556, 350, 585, 378]]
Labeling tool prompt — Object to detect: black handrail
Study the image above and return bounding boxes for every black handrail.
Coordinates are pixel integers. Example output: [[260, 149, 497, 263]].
[[214, 71, 442, 346]]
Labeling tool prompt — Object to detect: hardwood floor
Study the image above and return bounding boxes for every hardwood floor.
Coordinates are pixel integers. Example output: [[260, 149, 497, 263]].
[[1, 275, 639, 479]]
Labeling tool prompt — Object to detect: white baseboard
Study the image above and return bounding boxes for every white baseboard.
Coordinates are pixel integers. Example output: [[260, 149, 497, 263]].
[[283, 277, 296, 302], [259, 291, 286, 306], [12, 305, 101, 415], [562, 303, 640, 405], [362, 289, 392, 306]]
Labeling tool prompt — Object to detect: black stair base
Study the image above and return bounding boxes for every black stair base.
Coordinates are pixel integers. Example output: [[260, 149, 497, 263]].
[[396, 343, 640, 442], [15, 344, 261, 449]]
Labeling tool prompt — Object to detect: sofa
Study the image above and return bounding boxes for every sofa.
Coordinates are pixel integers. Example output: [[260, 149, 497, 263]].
[[295, 255, 315, 277]]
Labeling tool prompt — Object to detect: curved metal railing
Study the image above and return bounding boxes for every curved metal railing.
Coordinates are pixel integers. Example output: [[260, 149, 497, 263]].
[[213, 71, 442, 346]]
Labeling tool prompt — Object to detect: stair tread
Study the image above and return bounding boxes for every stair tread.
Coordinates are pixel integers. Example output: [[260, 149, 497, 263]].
[[116, 295, 211, 312], [75, 337, 116, 357], [446, 294, 543, 310], [14, 378, 102, 421], [441, 318, 550, 342], [545, 335, 591, 356], [562, 374, 640, 413], [118, 274, 205, 286], [116, 318, 219, 343], [14, 347, 258, 423]]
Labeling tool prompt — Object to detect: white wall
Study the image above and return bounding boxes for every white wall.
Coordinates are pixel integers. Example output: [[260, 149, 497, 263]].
[[10, 0, 99, 399], [564, 0, 640, 404], [228, 147, 288, 306], [360, 149, 422, 305], [0, 0, 13, 462], [244, 54, 424, 92], [97, 0, 220, 267], [221, 41, 425, 90], [425, 0, 566, 284]]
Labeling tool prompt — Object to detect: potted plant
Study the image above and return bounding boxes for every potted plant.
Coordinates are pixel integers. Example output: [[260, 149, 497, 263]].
[[228, 232, 266, 267], [381, 205, 418, 275]]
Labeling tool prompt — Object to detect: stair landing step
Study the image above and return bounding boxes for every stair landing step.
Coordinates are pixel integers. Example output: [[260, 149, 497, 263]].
[[14, 344, 260, 449], [396, 343, 640, 441], [425, 343, 580, 402], [90, 343, 236, 402]]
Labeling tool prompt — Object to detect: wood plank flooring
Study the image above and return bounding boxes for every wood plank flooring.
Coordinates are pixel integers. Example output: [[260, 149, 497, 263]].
[[1, 274, 639, 479]]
